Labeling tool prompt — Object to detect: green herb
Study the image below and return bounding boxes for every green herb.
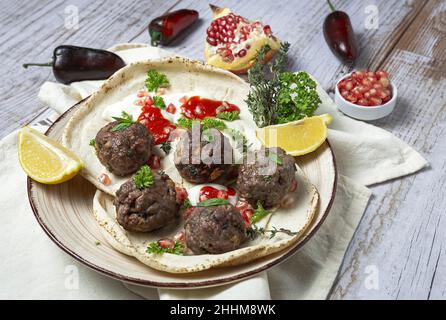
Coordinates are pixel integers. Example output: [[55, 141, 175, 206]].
[[146, 240, 184, 255], [153, 96, 166, 109], [202, 118, 226, 130], [133, 165, 154, 190], [197, 198, 230, 207], [246, 42, 321, 127], [95, 241, 101, 246], [217, 111, 240, 121], [176, 117, 193, 129], [276, 71, 321, 123], [226, 128, 249, 153], [145, 69, 169, 92], [202, 129, 215, 143], [176, 117, 226, 130], [183, 198, 192, 209], [263, 175, 272, 182], [250, 202, 272, 224], [160, 141, 171, 154], [269, 152, 283, 165], [89, 138, 96, 147], [246, 225, 298, 240], [111, 111, 134, 132]]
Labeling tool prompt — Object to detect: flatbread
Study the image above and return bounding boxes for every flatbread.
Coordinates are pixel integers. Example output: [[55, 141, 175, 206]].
[[63, 57, 320, 273]]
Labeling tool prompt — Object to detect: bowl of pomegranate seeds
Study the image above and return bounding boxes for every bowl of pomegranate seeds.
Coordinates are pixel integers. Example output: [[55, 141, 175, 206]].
[[335, 70, 397, 120]]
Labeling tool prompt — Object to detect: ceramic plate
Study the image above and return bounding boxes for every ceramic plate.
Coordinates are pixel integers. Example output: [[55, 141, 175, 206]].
[[28, 100, 337, 288]]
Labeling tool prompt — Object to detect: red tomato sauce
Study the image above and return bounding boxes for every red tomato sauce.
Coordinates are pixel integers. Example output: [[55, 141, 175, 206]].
[[180, 96, 240, 120], [138, 105, 176, 145]]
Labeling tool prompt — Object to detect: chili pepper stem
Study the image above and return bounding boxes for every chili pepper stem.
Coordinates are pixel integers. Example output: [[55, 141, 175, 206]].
[[22, 62, 53, 69], [149, 29, 162, 47], [326, 0, 336, 12]]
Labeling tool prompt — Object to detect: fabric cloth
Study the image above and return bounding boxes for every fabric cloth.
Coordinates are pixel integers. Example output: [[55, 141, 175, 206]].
[[0, 43, 428, 299]]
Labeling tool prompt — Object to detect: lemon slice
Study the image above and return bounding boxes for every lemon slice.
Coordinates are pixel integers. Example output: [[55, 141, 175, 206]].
[[256, 114, 333, 156], [18, 126, 83, 184]]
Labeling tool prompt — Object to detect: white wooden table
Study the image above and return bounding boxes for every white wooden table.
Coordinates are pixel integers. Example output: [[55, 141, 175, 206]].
[[1, 0, 445, 299]]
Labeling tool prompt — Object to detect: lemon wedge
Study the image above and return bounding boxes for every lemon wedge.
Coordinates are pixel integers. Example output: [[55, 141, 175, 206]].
[[18, 126, 83, 184], [256, 114, 333, 156]]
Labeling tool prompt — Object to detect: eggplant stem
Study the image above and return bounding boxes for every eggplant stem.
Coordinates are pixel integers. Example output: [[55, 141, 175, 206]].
[[326, 0, 336, 12], [149, 29, 161, 47], [22, 62, 53, 69]]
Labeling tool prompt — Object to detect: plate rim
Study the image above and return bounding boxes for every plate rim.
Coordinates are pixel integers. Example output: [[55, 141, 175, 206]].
[[27, 100, 338, 288]]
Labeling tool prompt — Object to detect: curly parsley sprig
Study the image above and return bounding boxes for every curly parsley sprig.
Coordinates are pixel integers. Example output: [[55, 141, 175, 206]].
[[145, 69, 169, 92], [146, 240, 184, 255], [133, 165, 154, 190]]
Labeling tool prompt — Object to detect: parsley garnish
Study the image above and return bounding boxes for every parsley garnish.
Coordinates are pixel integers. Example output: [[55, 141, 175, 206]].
[[246, 225, 298, 240], [246, 42, 321, 127], [145, 69, 169, 92], [217, 111, 240, 121], [153, 96, 166, 109], [225, 128, 249, 155], [202, 118, 226, 130], [250, 202, 272, 224], [160, 141, 171, 154], [146, 240, 184, 255], [111, 111, 134, 132], [176, 117, 227, 130], [197, 198, 230, 207], [269, 152, 283, 165], [89, 138, 96, 147], [183, 198, 192, 209], [133, 165, 154, 190]]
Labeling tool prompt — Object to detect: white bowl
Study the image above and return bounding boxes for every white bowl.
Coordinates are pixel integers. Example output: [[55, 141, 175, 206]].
[[334, 72, 397, 121]]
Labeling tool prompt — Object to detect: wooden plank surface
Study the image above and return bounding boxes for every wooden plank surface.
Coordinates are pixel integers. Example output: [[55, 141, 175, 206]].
[[0, 0, 177, 139], [331, 0, 446, 299], [1, 0, 445, 299]]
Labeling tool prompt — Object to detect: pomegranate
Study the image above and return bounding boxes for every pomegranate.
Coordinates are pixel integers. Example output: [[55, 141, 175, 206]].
[[204, 4, 281, 74]]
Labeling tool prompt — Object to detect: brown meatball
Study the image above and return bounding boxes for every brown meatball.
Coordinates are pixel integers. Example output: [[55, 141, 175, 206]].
[[95, 121, 152, 176], [114, 173, 180, 232], [174, 127, 234, 183], [185, 204, 247, 254], [236, 147, 296, 208]]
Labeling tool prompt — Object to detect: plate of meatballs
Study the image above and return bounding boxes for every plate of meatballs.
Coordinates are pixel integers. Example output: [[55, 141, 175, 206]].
[[28, 57, 336, 287]]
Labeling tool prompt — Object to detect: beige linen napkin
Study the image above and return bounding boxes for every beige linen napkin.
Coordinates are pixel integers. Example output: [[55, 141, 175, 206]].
[[0, 43, 427, 299]]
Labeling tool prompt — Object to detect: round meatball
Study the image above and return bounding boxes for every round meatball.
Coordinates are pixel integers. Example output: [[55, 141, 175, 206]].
[[174, 127, 234, 183], [185, 204, 247, 254], [114, 172, 180, 232], [237, 147, 296, 208], [95, 121, 153, 176]]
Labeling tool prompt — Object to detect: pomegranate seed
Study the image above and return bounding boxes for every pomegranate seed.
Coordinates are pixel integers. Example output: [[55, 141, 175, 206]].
[[158, 239, 175, 249], [369, 97, 383, 106], [246, 44, 251, 49], [361, 79, 372, 87], [207, 36, 217, 46], [289, 179, 298, 192], [376, 70, 389, 79], [144, 96, 154, 105], [373, 83, 384, 90], [98, 173, 111, 186], [346, 93, 357, 103], [263, 25, 272, 36], [175, 186, 188, 203], [147, 155, 161, 170], [137, 90, 147, 98], [364, 92, 371, 99], [357, 98, 369, 106], [179, 96, 187, 104], [237, 49, 247, 57], [217, 190, 229, 199], [341, 90, 349, 98], [345, 81, 353, 90], [174, 231, 185, 242], [166, 103, 176, 114], [379, 77, 390, 88], [369, 88, 377, 96]]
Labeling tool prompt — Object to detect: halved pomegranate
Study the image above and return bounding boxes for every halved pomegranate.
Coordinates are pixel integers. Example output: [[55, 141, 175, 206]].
[[204, 4, 281, 74]]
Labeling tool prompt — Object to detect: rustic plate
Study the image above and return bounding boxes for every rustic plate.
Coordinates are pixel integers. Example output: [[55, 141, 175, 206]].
[[28, 101, 337, 288]]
